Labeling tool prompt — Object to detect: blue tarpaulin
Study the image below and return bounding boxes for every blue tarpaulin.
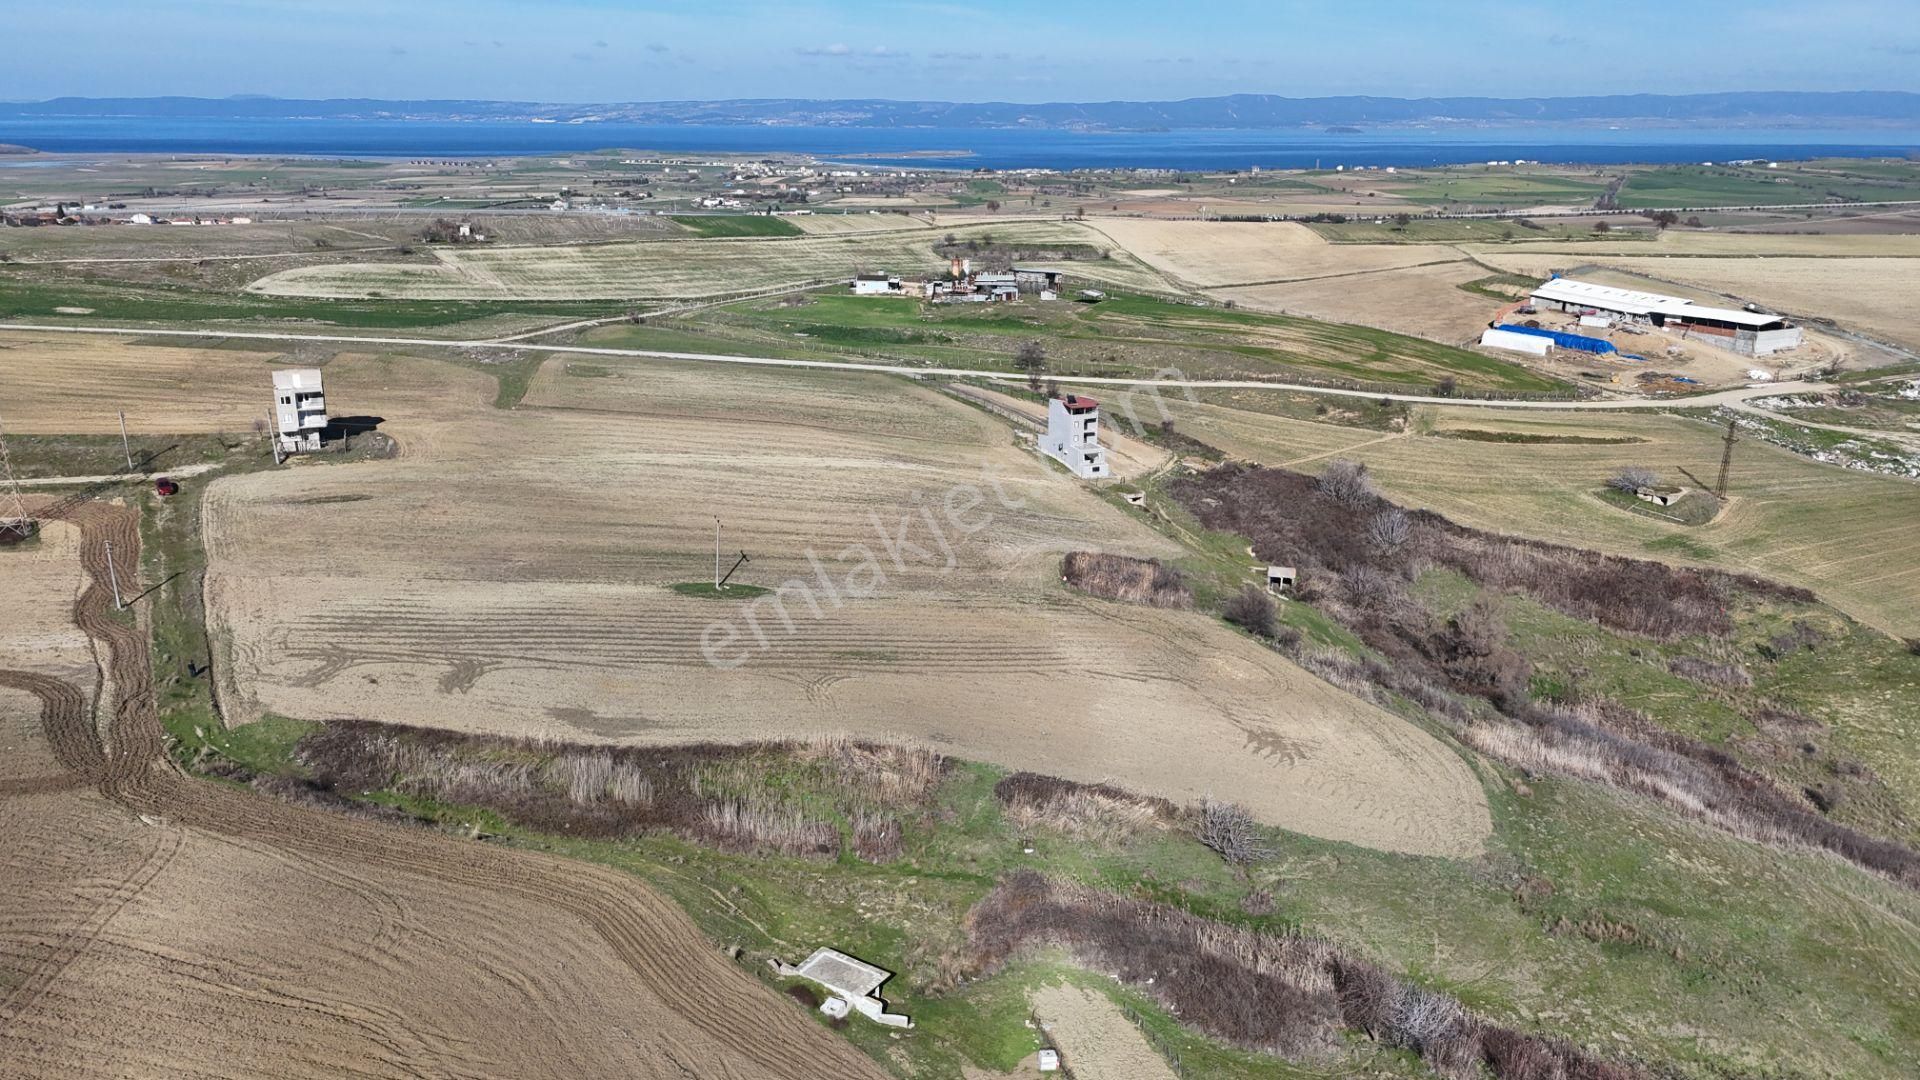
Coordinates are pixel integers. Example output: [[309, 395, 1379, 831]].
[[1495, 323, 1617, 355]]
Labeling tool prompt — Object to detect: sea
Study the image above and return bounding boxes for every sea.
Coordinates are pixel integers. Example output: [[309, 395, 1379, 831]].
[[2, 117, 1917, 170]]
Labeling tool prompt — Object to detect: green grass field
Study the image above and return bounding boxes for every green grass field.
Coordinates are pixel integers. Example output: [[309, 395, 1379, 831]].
[[653, 289, 1568, 394], [1614, 162, 1920, 208], [1380, 170, 1614, 209], [670, 215, 806, 238]]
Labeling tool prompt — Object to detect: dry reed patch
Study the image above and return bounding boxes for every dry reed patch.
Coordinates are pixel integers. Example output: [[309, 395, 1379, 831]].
[[291, 719, 943, 862], [994, 772, 1175, 842], [1061, 551, 1193, 608]]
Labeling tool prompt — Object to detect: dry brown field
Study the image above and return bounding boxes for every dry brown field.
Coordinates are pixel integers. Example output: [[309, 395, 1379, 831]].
[[1163, 401, 1920, 638], [0, 332, 284, 434], [196, 351, 1489, 858], [1031, 984, 1179, 1080], [1217, 259, 1498, 344], [1087, 219, 1459, 288], [0, 498, 891, 1080]]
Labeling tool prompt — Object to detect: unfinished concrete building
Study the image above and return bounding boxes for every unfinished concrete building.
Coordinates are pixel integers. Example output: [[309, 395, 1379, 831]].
[[1041, 394, 1108, 479], [272, 368, 329, 453]]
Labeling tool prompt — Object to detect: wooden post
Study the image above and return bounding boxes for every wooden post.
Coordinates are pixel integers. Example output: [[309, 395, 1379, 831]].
[[118, 411, 134, 470], [104, 539, 125, 610]]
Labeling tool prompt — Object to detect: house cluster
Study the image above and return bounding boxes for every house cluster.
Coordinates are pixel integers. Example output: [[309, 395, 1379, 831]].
[[1, 208, 251, 227], [850, 260, 1066, 303]]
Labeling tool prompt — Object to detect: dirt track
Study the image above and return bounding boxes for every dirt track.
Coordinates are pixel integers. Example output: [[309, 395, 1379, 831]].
[[0, 501, 891, 1079]]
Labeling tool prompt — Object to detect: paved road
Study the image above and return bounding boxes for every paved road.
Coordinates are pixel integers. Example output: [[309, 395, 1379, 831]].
[[0, 321, 1822, 411]]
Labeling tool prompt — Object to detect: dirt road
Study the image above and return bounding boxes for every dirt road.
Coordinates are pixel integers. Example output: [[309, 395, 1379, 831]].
[[0, 321, 1822, 410], [0, 500, 891, 1080]]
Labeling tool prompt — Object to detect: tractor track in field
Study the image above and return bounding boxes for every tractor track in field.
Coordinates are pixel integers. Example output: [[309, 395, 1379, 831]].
[[0, 500, 890, 1080]]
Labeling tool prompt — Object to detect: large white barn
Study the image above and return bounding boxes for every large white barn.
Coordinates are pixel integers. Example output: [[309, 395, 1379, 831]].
[[1529, 277, 1803, 357]]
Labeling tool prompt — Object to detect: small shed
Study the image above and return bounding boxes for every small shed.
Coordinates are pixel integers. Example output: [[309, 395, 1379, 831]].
[[1266, 565, 1297, 590]]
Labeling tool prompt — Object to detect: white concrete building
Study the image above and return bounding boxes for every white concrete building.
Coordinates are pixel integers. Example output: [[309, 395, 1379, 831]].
[[272, 368, 329, 453], [851, 273, 902, 295], [1041, 394, 1108, 479], [774, 948, 912, 1028]]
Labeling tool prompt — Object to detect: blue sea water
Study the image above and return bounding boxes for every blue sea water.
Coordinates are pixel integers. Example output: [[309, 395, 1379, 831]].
[[1, 116, 1917, 170]]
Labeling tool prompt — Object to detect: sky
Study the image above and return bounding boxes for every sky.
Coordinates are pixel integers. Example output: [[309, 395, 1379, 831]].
[[3, 0, 1917, 103]]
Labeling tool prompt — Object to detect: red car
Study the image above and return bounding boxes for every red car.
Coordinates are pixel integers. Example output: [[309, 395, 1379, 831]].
[[154, 477, 180, 497]]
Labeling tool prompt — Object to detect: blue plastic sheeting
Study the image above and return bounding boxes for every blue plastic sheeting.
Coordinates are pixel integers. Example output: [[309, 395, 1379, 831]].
[[1495, 323, 1617, 354]]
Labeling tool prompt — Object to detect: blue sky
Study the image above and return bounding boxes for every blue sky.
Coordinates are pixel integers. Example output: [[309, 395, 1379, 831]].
[[4, 0, 1916, 102]]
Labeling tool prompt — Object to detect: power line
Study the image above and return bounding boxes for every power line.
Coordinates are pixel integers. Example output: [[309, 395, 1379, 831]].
[[0, 412, 36, 540]]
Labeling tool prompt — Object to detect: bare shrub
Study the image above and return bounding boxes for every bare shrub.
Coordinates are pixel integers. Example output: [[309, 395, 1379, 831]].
[[1668, 656, 1753, 689], [1606, 466, 1658, 493], [1761, 619, 1827, 660], [1317, 458, 1376, 508], [1368, 508, 1411, 550], [1060, 551, 1192, 608], [1224, 585, 1277, 638], [1751, 701, 1823, 734], [1240, 888, 1276, 916], [1196, 798, 1272, 865]]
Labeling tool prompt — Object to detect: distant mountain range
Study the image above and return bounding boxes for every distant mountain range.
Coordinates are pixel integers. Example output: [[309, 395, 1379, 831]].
[[7, 92, 1920, 130]]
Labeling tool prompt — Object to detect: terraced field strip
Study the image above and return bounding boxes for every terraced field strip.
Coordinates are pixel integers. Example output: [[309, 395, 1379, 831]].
[[1171, 401, 1920, 637]]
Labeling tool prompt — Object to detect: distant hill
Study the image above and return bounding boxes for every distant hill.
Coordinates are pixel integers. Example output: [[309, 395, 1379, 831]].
[[6, 92, 1920, 131]]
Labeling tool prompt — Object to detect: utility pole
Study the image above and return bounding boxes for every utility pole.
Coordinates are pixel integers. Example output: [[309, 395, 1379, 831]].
[[104, 539, 125, 610], [0, 411, 34, 540], [714, 516, 721, 589], [268, 408, 283, 466], [1715, 417, 1739, 499], [118, 411, 134, 471]]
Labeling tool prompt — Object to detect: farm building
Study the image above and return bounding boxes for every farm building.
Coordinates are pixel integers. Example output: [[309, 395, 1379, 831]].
[[1013, 266, 1063, 291], [851, 273, 903, 296], [271, 368, 329, 453], [1040, 394, 1109, 479], [1479, 327, 1551, 356], [1530, 277, 1803, 357]]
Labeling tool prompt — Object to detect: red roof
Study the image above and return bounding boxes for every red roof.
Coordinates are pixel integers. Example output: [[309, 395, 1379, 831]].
[[1060, 394, 1099, 411]]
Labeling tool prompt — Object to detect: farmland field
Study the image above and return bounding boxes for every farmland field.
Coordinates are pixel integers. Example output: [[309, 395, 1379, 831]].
[[195, 351, 1491, 858], [0, 502, 885, 1080], [0, 332, 285, 433], [1087, 218, 1458, 288], [244, 221, 1170, 300]]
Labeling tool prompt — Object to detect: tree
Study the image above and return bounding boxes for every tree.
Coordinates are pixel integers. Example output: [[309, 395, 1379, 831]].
[[1592, 220, 1611, 233], [1196, 799, 1272, 866], [1607, 465, 1658, 493], [1392, 212, 1412, 229], [1432, 376, 1458, 397], [1223, 585, 1276, 638], [1646, 209, 1680, 230], [1317, 458, 1375, 507], [1368, 508, 1411, 550], [985, 199, 1001, 213], [1014, 339, 1047, 391]]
